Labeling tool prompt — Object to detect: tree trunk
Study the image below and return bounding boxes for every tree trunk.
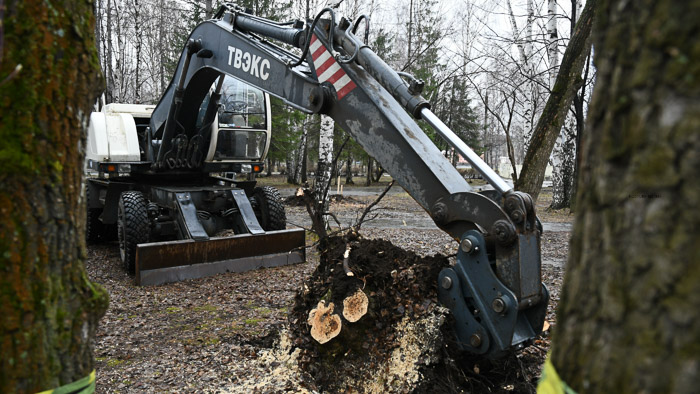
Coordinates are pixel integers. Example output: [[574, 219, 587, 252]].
[[550, 121, 576, 209], [106, 0, 114, 102], [204, 0, 213, 18], [365, 157, 373, 186], [286, 150, 296, 184], [134, 0, 141, 102], [301, 125, 308, 184], [570, 31, 591, 212], [345, 155, 354, 184], [548, 1, 700, 392], [522, 0, 535, 148], [315, 114, 334, 228], [546, 0, 559, 87], [514, 0, 595, 201], [158, 0, 166, 95], [550, 0, 574, 209], [0, 1, 109, 392]]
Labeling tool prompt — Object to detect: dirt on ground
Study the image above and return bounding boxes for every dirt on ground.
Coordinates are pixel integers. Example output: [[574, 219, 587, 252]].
[[87, 186, 571, 393], [288, 235, 450, 392]]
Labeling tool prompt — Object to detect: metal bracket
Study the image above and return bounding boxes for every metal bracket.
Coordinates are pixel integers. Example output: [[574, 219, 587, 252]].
[[230, 190, 264, 234], [439, 230, 518, 356], [438, 230, 549, 358], [174, 192, 209, 240], [431, 191, 511, 239]]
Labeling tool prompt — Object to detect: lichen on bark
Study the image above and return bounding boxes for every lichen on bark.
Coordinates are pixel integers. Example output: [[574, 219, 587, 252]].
[[549, 1, 700, 392], [0, 0, 108, 392]]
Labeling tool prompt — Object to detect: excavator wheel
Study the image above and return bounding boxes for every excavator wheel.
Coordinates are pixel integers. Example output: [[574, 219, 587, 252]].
[[117, 191, 150, 274], [252, 186, 286, 231]]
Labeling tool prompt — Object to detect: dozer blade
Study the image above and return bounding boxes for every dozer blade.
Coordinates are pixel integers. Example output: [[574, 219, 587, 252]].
[[135, 228, 305, 286]]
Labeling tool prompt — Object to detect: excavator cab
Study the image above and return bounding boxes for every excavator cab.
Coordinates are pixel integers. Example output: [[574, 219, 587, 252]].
[[200, 76, 271, 166]]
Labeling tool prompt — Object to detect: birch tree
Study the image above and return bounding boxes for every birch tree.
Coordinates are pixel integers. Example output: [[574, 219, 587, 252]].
[[505, 0, 537, 152], [548, 0, 589, 210], [515, 0, 595, 200], [316, 114, 334, 225]]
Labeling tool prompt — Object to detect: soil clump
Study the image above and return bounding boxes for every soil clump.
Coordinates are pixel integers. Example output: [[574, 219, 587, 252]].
[[288, 235, 542, 393]]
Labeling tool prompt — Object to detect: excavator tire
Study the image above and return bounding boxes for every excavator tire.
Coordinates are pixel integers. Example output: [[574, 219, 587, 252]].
[[85, 185, 103, 243], [118, 191, 150, 274], [252, 186, 286, 231]]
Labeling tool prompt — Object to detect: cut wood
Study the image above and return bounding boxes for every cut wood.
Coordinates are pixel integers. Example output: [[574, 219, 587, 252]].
[[342, 288, 368, 323], [342, 243, 354, 276], [308, 301, 342, 344]]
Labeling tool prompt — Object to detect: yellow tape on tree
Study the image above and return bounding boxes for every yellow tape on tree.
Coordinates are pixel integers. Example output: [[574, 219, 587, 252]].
[[36, 370, 95, 394], [538, 357, 577, 394]]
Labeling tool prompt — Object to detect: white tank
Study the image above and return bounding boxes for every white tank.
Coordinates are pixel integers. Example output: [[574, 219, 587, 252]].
[[86, 103, 155, 163]]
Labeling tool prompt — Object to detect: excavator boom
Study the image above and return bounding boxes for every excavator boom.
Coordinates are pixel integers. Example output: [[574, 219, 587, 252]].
[[130, 5, 548, 357]]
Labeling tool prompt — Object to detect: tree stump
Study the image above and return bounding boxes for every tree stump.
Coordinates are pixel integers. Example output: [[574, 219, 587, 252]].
[[289, 235, 453, 392]]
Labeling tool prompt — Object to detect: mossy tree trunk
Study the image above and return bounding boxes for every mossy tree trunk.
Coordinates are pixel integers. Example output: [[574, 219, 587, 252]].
[[550, 1, 700, 392], [514, 0, 595, 201], [0, 1, 108, 392]]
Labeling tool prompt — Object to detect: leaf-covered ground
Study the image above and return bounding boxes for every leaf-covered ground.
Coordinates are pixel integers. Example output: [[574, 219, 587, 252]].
[[87, 186, 570, 393]]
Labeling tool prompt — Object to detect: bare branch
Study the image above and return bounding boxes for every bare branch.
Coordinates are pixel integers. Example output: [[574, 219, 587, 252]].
[[353, 180, 394, 232]]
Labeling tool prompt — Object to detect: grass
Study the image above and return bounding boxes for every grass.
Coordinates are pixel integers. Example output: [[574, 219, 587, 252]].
[[253, 306, 273, 315], [193, 304, 218, 313], [107, 358, 126, 367]]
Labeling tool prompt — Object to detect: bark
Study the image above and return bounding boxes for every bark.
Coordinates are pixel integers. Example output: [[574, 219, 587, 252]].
[[316, 114, 334, 228], [365, 157, 373, 186], [551, 1, 587, 211], [550, 0, 572, 210], [106, 0, 114, 102], [0, 0, 109, 392], [301, 126, 308, 183], [506, 0, 526, 65], [344, 155, 353, 184], [570, 41, 591, 211], [550, 120, 576, 209], [134, 0, 141, 102], [546, 0, 559, 88], [286, 150, 296, 184], [523, 0, 535, 146], [204, 0, 213, 18], [482, 92, 491, 167], [549, 1, 700, 392], [514, 0, 595, 201], [158, 0, 166, 95], [316, 115, 335, 206]]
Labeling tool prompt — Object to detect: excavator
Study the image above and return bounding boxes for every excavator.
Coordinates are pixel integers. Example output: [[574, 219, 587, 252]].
[[85, 4, 548, 358]]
